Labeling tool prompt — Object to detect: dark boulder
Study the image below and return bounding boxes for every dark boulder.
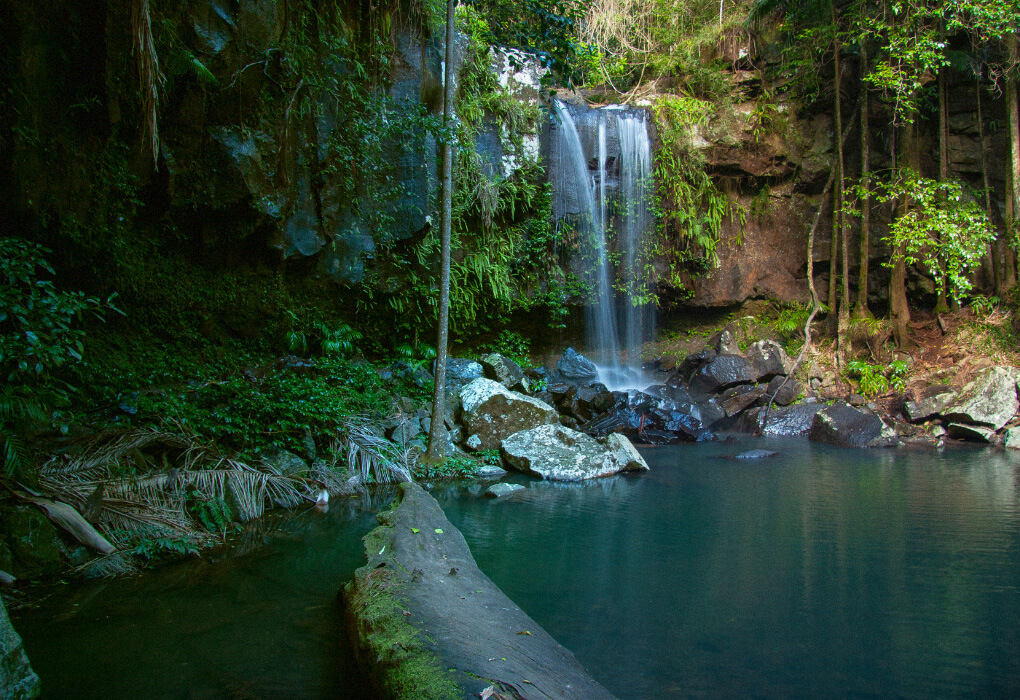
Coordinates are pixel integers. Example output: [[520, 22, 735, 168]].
[[691, 354, 757, 394], [740, 404, 823, 436], [745, 339, 792, 381], [809, 402, 899, 448], [764, 375, 802, 406], [720, 385, 766, 417], [555, 347, 599, 381]]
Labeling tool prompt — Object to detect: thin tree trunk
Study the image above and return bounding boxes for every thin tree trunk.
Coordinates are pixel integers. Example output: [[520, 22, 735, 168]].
[[936, 47, 950, 311], [977, 75, 996, 292], [1006, 34, 1020, 293], [425, 0, 456, 463], [890, 123, 912, 347], [855, 35, 871, 318], [832, 9, 850, 366]]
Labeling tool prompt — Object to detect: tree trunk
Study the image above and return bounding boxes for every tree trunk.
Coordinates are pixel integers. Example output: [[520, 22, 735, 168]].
[[1006, 34, 1020, 293], [425, 0, 456, 463], [890, 123, 912, 347], [936, 48, 950, 311], [854, 35, 871, 318], [977, 75, 996, 292], [832, 4, 850, 365]]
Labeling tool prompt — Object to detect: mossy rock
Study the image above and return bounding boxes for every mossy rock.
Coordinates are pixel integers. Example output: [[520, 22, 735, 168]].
[[0, 506, 65, 580]]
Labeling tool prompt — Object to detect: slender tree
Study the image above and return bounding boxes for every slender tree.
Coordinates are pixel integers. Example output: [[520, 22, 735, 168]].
[[425, 0, 457, 463], [854, 21, 872, 317]]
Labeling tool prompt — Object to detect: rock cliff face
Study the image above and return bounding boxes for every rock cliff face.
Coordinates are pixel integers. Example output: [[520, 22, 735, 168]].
[[0, 598, 40, 700]]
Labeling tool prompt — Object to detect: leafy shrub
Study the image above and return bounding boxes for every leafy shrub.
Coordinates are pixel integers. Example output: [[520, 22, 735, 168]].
[[412, 455, 482, 480], [845, 359, 908, 397]]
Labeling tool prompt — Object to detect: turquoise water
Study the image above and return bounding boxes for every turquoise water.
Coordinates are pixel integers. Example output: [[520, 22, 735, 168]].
[[12, 494, 386, 699], [434, 438, 1020, 699], [11, 440, 1020, 699]]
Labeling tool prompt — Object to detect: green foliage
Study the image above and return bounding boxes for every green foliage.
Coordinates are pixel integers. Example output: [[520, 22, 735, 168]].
[[845, 358, 908, 396], [969, 295, 999, 317], [124, 534, 200, 562], [1, 238, 121, 475], [411, 455, 482, 479], [478, 330, 532, 367], [186, 488, 235, 533], [124, 357, 392, 456], [874, 169, 996, 305], [652, 96, 736, 282]]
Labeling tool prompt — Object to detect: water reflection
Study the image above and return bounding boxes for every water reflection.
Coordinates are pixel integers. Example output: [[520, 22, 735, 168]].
[[13, 490, 396, 699], [434, 438, 1020, 699]]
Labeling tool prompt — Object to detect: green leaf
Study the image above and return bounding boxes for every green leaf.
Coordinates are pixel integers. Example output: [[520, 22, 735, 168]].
[[434, 528, 443, 534]]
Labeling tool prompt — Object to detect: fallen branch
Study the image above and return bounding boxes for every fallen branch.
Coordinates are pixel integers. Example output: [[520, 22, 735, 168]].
[[14, 491, 117, 554]]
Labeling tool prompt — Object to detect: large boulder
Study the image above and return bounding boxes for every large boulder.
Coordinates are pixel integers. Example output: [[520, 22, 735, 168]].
[[501, 425, 647, 481], [459, 379, 557, 450], [942, 366, 1020, 430], [764, 375, 802, 406], [480, 353, 526, 390], [691, 354, 757, 394], [809, 402, 899, 448], [746, 340, 793, 381], [342, 482, 614, 700], [740, 403, 823, 435], [903, 385, 957, 423], [555, 347, 599, 382], [0, 506, 65, 579], [604, 433, 651, 472], [0, 597, 40, 700]]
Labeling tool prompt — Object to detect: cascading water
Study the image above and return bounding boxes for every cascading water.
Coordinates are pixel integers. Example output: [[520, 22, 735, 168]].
[[550, 100, 654, 388], [552, 100, 620, 370], [616, 110, 654, 369]]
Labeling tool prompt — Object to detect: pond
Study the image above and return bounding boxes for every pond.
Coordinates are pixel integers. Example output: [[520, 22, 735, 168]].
[[12, 493, 387, 699], [434, 437, 1020, 699], [12, 438, 1020, 698]]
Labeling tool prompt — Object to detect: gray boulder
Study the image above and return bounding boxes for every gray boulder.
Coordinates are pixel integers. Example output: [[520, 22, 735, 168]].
[[946, 423, 995, 442], [501, 425, 646, 481], [604, 433, 650, 472], [480, 353, 526, 389], [555, 348, 598, 381], [1, 597, 40, 699], [943, 366, 1020, 430], [809, 402, 899, 448], [259, 448, 307, 476], [721, 385, 766, 417], [484, 483, 526, 498], [460, 379, 557, 451], [1005, 427, 1020, 449], [707, 327, 742, 356], [903, 385, 957, 423], [746, 339, 793, 381]]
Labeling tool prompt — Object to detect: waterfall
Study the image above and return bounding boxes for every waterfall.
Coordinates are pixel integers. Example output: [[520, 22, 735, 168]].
[[616, 110, 654, 369], [552, 100, 620, 369], [551, 100, 653, 388]]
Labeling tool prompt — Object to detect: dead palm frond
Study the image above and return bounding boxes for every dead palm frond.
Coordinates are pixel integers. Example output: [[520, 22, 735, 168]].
[[329, 419, 413, 485], [132, 0, 165, 167]]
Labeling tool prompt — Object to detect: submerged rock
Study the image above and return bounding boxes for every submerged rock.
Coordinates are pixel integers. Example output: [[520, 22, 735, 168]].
[[735, 449, 778, 459], [942, 366, 1020, 431], [500, 425, 646, 481], [460, 378, 557, 450], [809, 402, 899, 448], [0, 597, 40, 699], [484, 483, 526, 498]]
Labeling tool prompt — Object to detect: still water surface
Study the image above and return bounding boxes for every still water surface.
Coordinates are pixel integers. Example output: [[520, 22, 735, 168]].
[[13, 438, 1020, 698], [435, 437, 1020, 699]]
